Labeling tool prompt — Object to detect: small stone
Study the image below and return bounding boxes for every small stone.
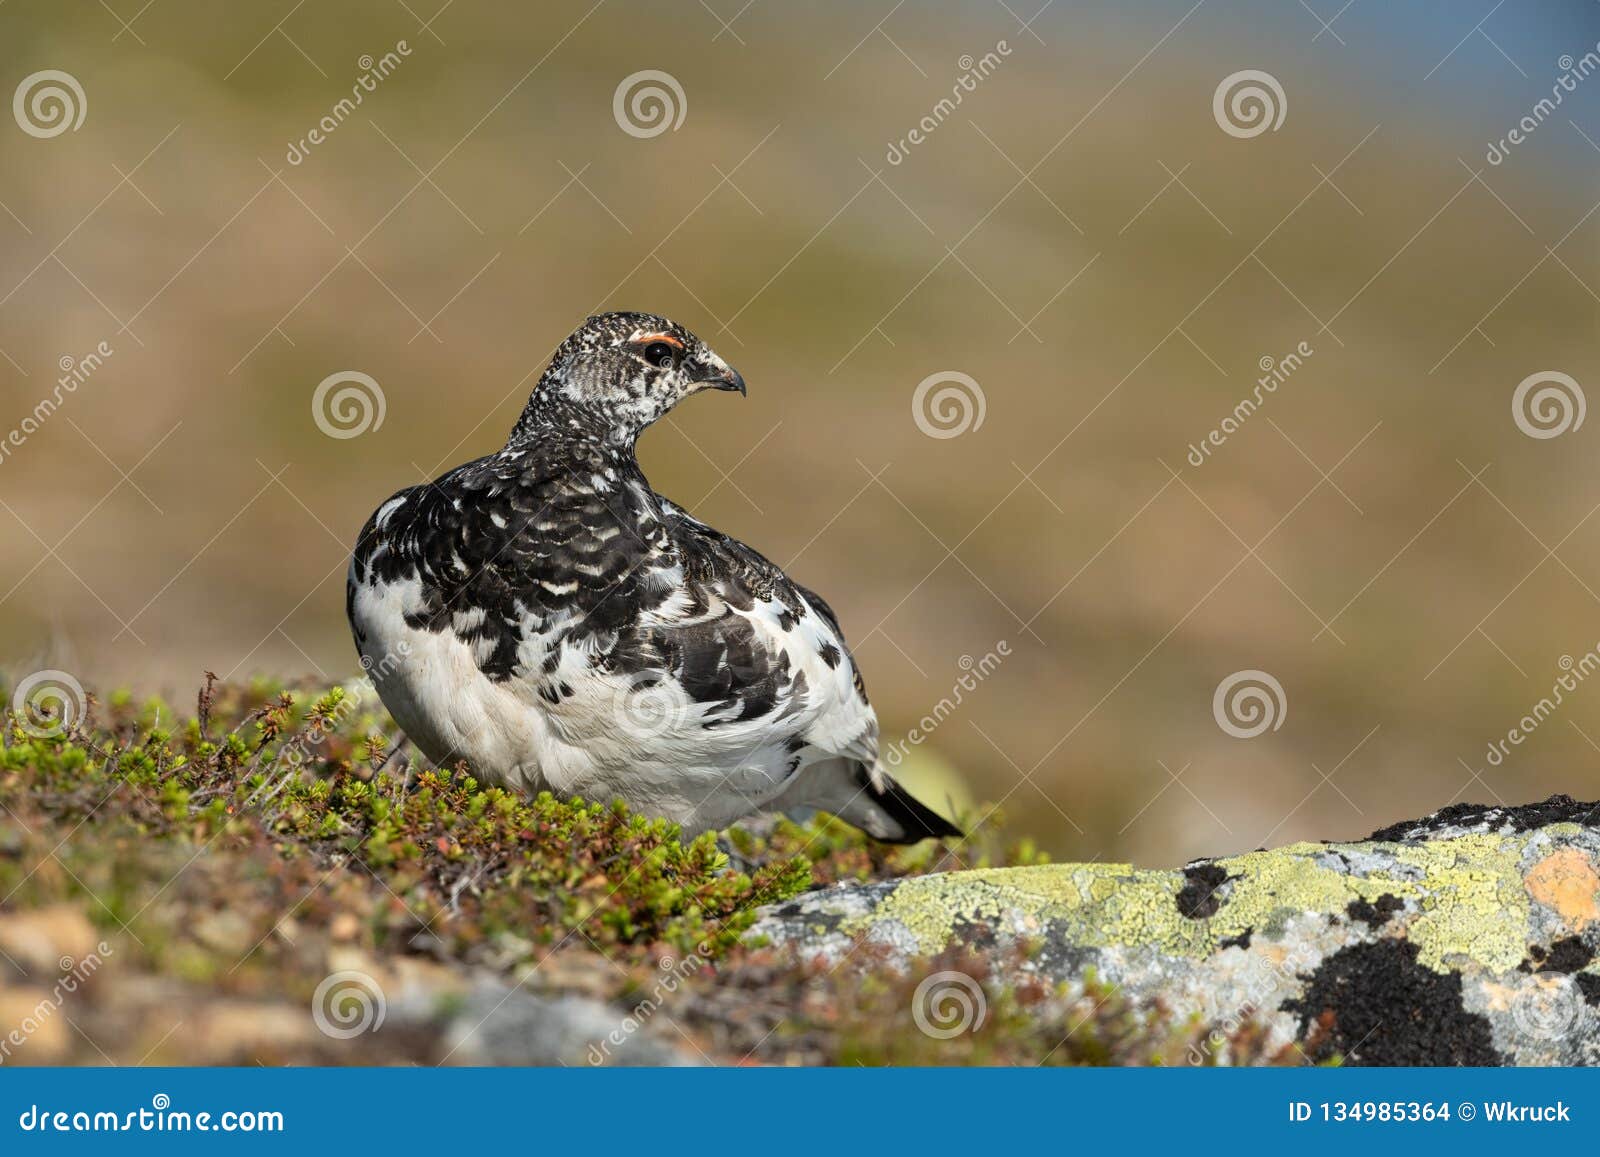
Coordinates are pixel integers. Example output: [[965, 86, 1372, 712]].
[[191, 910, 255, 956], [0, 906, 99, 976], [0, 988, 73, 1062]]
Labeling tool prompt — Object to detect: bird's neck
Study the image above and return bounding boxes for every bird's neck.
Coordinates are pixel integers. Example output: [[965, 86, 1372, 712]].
[[506, 388, 639, 455]]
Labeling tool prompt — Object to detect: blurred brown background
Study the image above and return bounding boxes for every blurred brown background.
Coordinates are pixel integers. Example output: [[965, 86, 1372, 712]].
[[2, 1, 1599, 865]]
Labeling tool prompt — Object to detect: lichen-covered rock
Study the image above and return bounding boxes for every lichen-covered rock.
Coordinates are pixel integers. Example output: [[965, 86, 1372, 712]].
[[750, 795, 1600, 1065]]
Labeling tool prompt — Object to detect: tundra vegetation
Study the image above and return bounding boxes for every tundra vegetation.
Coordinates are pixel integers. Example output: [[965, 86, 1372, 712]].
[[0, 677, 1306, 1065]]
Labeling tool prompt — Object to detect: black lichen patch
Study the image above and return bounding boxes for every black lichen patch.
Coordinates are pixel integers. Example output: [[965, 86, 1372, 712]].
[[1031, 939, 1108, 983], [1219, 929, 1253, 950], [1519, 936, 1594, 975], [1346, 893, 1405, 929], [950, 916, 1000, 951], [1283, 939, 1501, 1066], [1367, 793, 1599, 842], [1575, 973, 1600, 1007], [1176, 863, 1232, 920]]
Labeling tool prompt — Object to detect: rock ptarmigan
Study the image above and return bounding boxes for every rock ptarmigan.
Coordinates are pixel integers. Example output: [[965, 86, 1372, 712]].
[[347, 312, 960, 843]]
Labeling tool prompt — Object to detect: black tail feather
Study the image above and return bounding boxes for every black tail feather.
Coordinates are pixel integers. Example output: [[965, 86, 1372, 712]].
[[866, 771, 964, 844]]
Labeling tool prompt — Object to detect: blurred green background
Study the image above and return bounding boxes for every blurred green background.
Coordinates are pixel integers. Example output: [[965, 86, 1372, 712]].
[[2, 1, 1599, 865]]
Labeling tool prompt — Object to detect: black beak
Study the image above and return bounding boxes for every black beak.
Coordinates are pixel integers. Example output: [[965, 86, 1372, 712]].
[[702, 366, 746, 396]]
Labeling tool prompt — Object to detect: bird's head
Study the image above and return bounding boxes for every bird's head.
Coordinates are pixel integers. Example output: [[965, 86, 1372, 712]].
[[515, 312, 744, 445]]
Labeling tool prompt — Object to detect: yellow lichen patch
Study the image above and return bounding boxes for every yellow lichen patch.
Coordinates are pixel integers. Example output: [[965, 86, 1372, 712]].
[[1540, 823, 1589, 839], [1394, 834, 1529, 973], [849, 845, 1406, 960], [1525, 846, 1600, 931], [1196, 845, 1408, 947], [839, 832, 1545, 975], [850, 865, 1105, 952]]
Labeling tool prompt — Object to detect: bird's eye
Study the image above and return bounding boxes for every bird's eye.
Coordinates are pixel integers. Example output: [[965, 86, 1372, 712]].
[[642, 341, 677, 369]]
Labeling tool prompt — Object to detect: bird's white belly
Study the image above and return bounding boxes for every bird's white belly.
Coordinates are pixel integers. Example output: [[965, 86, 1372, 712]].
[[348, 573, 800, 833], [350, 575, 557, 791]]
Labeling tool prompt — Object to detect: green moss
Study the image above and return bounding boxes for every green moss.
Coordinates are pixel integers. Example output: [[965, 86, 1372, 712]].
[[1, 679, 819, 970]]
